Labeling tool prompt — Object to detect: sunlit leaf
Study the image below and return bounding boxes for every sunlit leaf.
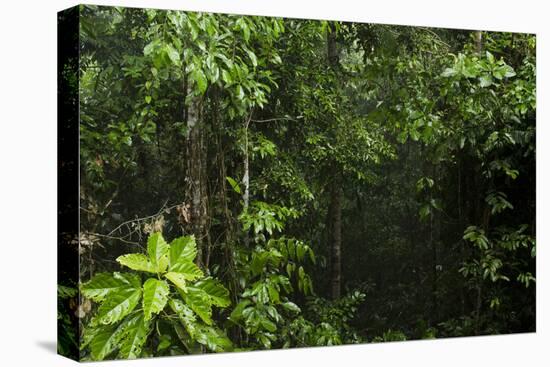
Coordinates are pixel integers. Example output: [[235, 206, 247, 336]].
[[147, 232, 169, 272], [117, 254, 155, 273], [142, 278, 170, 321]]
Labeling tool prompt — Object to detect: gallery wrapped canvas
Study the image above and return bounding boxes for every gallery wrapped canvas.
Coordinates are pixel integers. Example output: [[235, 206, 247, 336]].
[[58, 4, 536, 362]]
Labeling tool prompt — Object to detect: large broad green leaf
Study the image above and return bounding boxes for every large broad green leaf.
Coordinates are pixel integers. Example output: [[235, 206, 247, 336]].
[[147, 232, 169, 272], [169, 299, 196, 321], [116, 254, 156, 273], [191, 68, 208, 94], [282, 301, 301, 313], [164, 272, 188, 292], [114, 272, 142, 288], [81, 323, 100, 350], [246, 49, 258, 67], [81, 272, 139, 302], [479, 74, 493, 87], [260, 317, 277, 332], [142, 278, 170, 321], [81, 273, 121, 301], [89, 321, 127, 361], [229, 300, 251, 323], [169, 236, 197, 267], [267, 283, 280, 303], [169, 299, 198, 335], [226, 176, 241, 194], [169, 261, 203, 281], [97, 287, 142, 325], [193, 324, 233, 352], [169, 299, 231, 352], [250, 252, 269, 276], [165, 44, 180, 66], [118, 314, 150, 359], [143, 39, 159, 56], [180, 286, 213, 325], [195, 277, 231, 308]]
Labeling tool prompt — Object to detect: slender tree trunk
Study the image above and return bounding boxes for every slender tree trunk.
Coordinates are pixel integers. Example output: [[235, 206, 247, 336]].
[[185, 80, 206, 266], [475, 31, 483, 55], [214, 90, 234, 248], [242, 114, 252, 247], [200, 105, 211, 268]]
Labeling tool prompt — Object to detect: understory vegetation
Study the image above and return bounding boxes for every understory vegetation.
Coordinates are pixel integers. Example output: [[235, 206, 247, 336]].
[[58, 5, 535, 360]]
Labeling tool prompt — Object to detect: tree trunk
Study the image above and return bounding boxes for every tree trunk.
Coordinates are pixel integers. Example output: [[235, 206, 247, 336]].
[[474, 31, 483, 55], [242, 114, 252, 247], [185, 83, 205, 266]]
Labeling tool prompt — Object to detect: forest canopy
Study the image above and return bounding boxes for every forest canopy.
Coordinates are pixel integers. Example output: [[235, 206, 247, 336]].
[[58, 5, 535, 361]]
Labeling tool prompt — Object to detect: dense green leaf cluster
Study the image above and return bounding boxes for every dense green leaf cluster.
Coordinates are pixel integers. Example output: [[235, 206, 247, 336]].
[[81, 233, 232, 360]]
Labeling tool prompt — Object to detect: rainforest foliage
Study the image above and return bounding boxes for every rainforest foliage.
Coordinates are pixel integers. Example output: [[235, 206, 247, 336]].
[[59, 5, 535, 360]]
